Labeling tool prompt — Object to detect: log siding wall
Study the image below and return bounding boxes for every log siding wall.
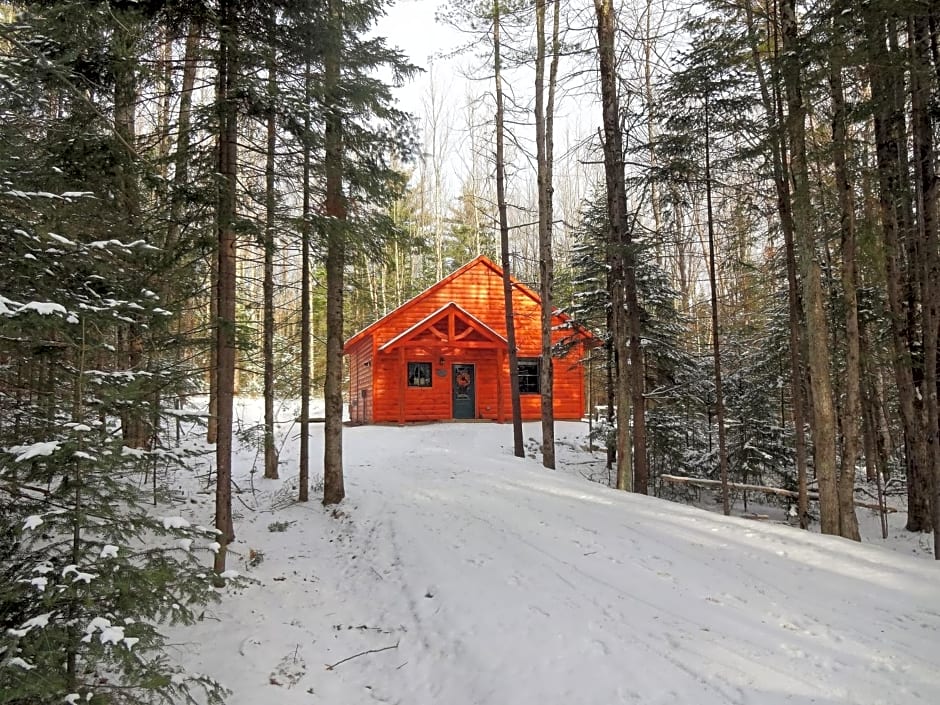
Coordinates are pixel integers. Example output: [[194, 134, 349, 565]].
[[345, 257, 589, 423]]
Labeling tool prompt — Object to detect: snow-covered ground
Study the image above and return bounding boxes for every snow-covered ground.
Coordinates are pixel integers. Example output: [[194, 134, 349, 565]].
[[170, 400, 940, 705]]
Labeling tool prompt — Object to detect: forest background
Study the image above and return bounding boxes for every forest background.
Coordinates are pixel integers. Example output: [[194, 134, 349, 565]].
[[0, 0, 938, 701]]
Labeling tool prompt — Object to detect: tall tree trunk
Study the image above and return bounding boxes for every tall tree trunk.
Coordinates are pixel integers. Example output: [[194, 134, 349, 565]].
[[866, 12, 933, 532], [536, 0, 558, 469], [626, 243, 648, 493], [299, 52, 312, 503], [424, 68, 449, 283], [781, 0, 839, 535], [909, 15, 940, 555], [605, 312, 617, 473], [157, 24, 196, 443], [594, 0, 637, 492], [166, 19, 199, 254], [861, 381, 878, 483], [113, 10, 150, 450], [214, 0, 238, 573], [860, 315, 888, 486], [204, 4, 218, 446], [644, 0, 663, 263], [744, 0, 810, 528], [892, 19, 933, 532], [606, 258, 629, 485], [263, 10, 278, 480], [830, 7, 861, 539], [322, 0, 346, 505], [859, 155, 892, 487], [207, 261, 218, 444], [703, 93, 730, 516], [495, 0, 524, 458], [156, 25, 172, 175]]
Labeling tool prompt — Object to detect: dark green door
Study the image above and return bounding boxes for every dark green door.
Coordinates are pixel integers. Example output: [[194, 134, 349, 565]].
[[452, 364, 475, 419]]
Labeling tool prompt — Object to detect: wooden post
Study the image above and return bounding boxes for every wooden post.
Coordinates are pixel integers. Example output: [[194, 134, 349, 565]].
[[587, 351, 593, 451], [497, 347, 505, 423], [398, 347, 405, 425]]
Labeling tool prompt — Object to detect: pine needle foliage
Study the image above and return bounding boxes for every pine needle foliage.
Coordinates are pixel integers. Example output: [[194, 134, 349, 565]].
[[1, 4, 225, 703]]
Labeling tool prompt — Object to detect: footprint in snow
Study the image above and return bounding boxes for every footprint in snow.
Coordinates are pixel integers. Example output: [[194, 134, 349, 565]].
[[528, 604, 550, 618]]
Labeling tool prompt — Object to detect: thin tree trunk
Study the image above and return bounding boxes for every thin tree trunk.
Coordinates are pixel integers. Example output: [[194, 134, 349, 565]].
[[263, 10, 278, 480], [214, 0, 238, 573], [745, 0, 809, 528], [207, 259, 218, 445], [156, 25, 172, 175], [299, 52, 312, 502], [859, 151, 890, 484], [495, 0, 524, 458], [874, 365, 895, 479], [830, 8, 861, 539], [909, 15, 940, 556], [606, 263, 629, 485], [536, 0, 557, 469], [322, 0, 346, 505], [605, 317, 617, 473], [860, 320, 887, 484], [644, 0, 663, 263], [380, 262, 388, 315], [781, 0, 839, 535], [166, 17, 200, 256], [594, 0, 636, 492], [625, 95, 647, 489], [204, 5, 217, 447], [112, 10, 150, 450], [703, 93, 730, 517], [891, 19, 933, 532], [163, 19, 202, 264], [861, 386, 878, 483], [626, 255, 648, 494], [866, 12, 932, 532]]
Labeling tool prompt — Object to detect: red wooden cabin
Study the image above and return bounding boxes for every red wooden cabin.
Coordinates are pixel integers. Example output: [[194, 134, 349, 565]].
[[344, 255, 594, 424]]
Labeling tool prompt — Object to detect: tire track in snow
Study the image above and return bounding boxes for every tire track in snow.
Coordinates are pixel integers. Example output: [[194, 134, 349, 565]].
[[503, 476, 939, 702], [342, 459, 498, 704], [358, 462, 744, 703], [410, 468, 885, 704], [339, 425, 940, 704], [434, 487, 751, 704]]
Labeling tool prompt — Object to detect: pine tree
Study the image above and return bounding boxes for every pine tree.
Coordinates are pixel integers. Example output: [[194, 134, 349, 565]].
[[568, 190, 694, 491], [282, 0, 417, 502], [0, 4, 226, 700]]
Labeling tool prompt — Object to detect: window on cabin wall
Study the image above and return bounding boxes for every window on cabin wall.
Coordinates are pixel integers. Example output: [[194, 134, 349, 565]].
[[517, 358, 540, 394], [408, 361, 432, 387]]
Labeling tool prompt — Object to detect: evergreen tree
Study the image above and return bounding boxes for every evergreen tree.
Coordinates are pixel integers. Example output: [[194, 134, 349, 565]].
[[568, 189, 694, 491], [0, 4, 225, 701], [278, 0, 417, 502]]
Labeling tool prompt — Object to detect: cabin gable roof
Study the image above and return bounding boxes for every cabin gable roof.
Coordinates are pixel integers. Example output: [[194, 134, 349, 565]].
[[378, 301, 507, 352], [344, 255, 595, 353]]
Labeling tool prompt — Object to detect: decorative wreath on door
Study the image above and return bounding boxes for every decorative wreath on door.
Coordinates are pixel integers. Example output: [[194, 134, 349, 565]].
[[456, 371, 471, 389]]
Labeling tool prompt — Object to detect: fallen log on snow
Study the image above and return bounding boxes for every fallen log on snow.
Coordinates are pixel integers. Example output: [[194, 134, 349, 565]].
[[659, 475, 897, 513]]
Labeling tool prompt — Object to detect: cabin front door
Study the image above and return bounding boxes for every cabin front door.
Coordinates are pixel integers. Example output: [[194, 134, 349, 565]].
[[452, 363, 475, 419]]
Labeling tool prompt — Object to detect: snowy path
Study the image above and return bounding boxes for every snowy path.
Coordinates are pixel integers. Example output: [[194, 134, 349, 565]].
[[178, 419, 940, 705]]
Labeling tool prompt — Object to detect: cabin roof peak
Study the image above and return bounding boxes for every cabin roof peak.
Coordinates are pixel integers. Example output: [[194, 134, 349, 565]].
[[345, 255, 520, 351], [377, 301, 508, 352]]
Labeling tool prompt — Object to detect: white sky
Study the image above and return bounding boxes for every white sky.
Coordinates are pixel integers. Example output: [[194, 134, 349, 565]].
[[375, 0, 603, 242], [377, 0, 465, 119]]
